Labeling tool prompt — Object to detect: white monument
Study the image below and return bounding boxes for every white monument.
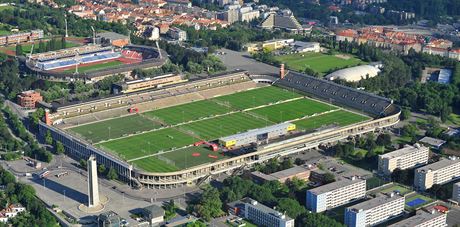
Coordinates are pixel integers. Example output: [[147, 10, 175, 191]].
[[87, 155, 100, 207]]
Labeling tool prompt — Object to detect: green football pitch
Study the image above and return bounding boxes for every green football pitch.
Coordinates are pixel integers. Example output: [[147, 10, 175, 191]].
[[274, 52, 363, 75], [72, 85, 370, 172], [70, 114, 161, 143], [62, 60, 124, 74]]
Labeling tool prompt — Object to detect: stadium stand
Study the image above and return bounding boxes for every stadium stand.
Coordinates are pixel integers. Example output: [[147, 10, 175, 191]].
[[275, 71, 393, 116], [29, 45, 111, 61], [35, 51, 121, 70], [121, 50, 143, 60]]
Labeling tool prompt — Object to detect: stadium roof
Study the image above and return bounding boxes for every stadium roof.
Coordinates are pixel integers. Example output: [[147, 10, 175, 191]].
[[220, 122, 293, 142], [325, 65, 381, 82]]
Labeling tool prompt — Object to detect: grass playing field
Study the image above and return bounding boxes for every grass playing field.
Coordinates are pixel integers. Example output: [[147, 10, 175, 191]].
[[293, 110, 370, 130], [73, 85, 370, 172], [213, 86, 300, 110], [249, 98, 336, 123], [62, 60, 124, 74], [98, 128, 197, 160], [70, 115, 161, 143], [143, 100, 232, 125], [274, 52, 363, 75]]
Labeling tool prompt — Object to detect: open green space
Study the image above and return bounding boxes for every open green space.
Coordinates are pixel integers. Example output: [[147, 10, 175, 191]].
[[293, 110, 370, 130], [213, 86, 301, 110], [62, 60, 123, 74], [0, 5, 15, 11], [274, 52, 363, 75], [249, 98, 335, 123], [130, 156, 180, 172], [8, 41, 80, 53], [143, 100, 232, 125], [69, 114, 161, 143], [98, 128, 197, 160], [181, 112, 269, 140], [380, 184, 412, 195]]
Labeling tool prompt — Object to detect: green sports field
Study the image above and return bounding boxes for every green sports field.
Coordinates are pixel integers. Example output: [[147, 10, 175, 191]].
[[71, 85, 370, 172], [274, 52, 363, 75], [70, 114, 161, 143], [62, 60, 124, 73]]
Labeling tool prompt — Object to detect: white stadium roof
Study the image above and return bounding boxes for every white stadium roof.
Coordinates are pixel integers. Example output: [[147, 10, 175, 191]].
[[325, 65, 381, 82]]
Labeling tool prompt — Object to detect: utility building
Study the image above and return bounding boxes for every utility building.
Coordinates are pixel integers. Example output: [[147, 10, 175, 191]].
[[219, 123, 296, 148]]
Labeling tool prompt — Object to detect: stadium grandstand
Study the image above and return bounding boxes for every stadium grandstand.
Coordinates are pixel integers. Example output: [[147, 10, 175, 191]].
[[0, 30, 43, 46], [25, 44, 167, 82], [275, 71, 394, 116], [38, 69, 400, 189]]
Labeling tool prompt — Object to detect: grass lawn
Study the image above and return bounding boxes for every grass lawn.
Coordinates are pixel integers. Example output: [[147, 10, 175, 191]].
[[293, 110, 370, 130], [9, 41, 80, 53], [69, 114, 161, 143], [143, 100, 232, 125], [213, 86, 301, 110], [405, 194, 434, 210], [181, 112, 269, 140], [98, 128, 197, 160], [62, 60, 124, 73], [0, 30, 11, 36], [448, 113, 460, 125], [274, 52, 363, 75], [130, 156, 179, 172], [381, 184, 412, 195], [249, 98, 335, 123], [0, 5, 15, 11]]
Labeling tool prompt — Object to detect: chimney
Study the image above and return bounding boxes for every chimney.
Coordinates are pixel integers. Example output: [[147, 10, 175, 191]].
[[280, 64, 285, 79], [44, 109, 52, 126]]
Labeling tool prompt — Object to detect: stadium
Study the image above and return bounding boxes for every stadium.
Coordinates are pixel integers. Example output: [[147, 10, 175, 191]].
[[25, 43, 167, 82], [39, 69, 401, 189]]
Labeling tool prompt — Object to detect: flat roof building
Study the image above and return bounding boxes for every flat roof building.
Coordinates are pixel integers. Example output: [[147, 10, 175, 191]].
[[142, 205, 165, 226], [388, 209, 447, 227], [344, 193, 405, 227], [219, 122, 296, 148], [378, 144, 429, 175], [414, 158, 460, 191], [227, 198, 294, 227], [306, 177, 366, 213], [17, 90, 43, 109], [251, 165, 317, 184], [419, 136, 446, 149]]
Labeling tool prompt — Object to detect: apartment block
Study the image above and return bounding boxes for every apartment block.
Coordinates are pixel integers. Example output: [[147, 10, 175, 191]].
[[167, 27, 187, 41], [344, 193, 405, 227], [388, 209, 447, 227], [306, 177, 366, 213], [414, 158, 460, 191], [378, 144, 429, 175], [227, 198, 294, 227]]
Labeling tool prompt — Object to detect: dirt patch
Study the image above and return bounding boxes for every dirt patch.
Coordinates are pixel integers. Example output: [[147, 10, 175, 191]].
[[335, 54, 351, 60]]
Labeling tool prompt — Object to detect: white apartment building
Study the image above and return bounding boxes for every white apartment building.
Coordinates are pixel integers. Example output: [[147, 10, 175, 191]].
[[228, 198, 294, 227], [414, 158, 460, 191], [167, 27, 187, 41], [344, 193, 405, 227], [306, 177, 366, 213], [378, 144, 429, 175], [388, 209, 447, 227]]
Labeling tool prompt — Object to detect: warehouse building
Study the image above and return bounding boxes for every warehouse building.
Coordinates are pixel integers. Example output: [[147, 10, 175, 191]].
[[306, 176, 366, 213], [388, 209, 447, 227], [378, 144, 429, 175], [227, 198, 294, 227], [414, 157, 460, 191], [344, 193, 405, 227], [219, 122, 296, 148]]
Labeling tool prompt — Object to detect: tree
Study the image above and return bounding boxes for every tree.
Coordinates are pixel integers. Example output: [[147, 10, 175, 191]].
[[45, 130, 53, 145], [323, 172, 336, 184], [79, 158, 87, 170], [61, 36, 66, 49], [163, 199, 177, 220], [297, 212, 345, 227], [38, 41, 46, 53], [97, 164, 106, 175], [15, 45, 23, 56], [376, 133, 392, 147], [276, 198, 306, 218], [106, 167, 118, 180], [195, 186, 224, 221], [55, 141, 65, 155]]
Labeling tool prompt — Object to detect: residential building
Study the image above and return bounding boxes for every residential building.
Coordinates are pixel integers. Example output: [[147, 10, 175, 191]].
[[388, 209, 447, 227], [306, 177, 366, 213], [419, 136, 446, 149], [378, 144, 429, 175], [96, 32, 129, 47], [0, 204, 26, 223], [414, 157, 460, 191], [227, 198, 295, 227], [142, 205, 165, 226], [452, 182, 460, 203], [259, 12, 310, 34], [239, 9, 260, 22], [344, 193, 405, 227], [17, 90, 43, 109], [167, 27, 187, 41]]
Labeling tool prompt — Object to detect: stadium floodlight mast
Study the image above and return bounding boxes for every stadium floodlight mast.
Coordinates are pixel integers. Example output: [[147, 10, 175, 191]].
[[64, 14, 69, 38]]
